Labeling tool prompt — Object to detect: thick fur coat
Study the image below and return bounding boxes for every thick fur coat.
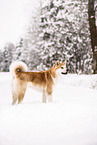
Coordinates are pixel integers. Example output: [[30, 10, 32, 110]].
[[10, 60, 66, 105]]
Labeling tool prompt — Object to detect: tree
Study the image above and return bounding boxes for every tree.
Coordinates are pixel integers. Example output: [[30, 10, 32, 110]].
[[0, 50, 3, 71], [88, 0, 97, 73], [14, 39, 24, 61], [19, 1, 43, 70], [20, 38, 42, 70], [39, 0, 92, 73], [2, 43, 15, 72]]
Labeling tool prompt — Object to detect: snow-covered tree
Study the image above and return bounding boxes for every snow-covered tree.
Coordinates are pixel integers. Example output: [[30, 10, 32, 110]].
[[14, 39, 24, 61], [2, 43, 15, 72], [39, 0, 93, 73], [20, 38, 42, 70], [17, 1, 43, 70], [0, 0, 93, 73], [0, 50, 4, 71]]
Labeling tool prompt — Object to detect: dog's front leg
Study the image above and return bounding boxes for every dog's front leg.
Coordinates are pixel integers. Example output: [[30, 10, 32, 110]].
[[42, 88, 46, 103], [48, 95, 52, 102]]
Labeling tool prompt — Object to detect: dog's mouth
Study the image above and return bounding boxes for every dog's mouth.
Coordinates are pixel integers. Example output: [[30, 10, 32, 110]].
[[61, 72, 67, 75]]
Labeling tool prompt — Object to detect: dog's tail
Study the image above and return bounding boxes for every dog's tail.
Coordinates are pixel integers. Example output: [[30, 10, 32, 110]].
[[10, 61, 28, 77]]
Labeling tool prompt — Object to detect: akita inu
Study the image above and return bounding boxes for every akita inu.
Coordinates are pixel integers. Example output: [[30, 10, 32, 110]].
[[10, 60, 66, 105]]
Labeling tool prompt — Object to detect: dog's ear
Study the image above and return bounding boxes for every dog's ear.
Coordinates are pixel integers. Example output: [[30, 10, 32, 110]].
[[53, 60, 59, 68], [56, 60, 60, 66], [64, 60, 66, 65], [62, 60, 66, 66]]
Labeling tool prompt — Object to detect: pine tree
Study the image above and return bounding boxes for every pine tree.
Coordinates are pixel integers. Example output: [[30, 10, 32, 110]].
[[0, 50, 3, 71], [18, 1, 43, 70], [20, 38, 42, 70], [14, 39, 24, 61], [39, 0, 93, 73], [2, 43, 15, 71]]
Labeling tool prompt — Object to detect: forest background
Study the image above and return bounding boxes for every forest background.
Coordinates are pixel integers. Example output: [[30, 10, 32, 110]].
[[0, 0, 97, 74]]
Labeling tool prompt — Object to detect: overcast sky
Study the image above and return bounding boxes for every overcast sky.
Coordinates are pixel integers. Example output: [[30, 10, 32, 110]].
[[0, 0, 42, 49]]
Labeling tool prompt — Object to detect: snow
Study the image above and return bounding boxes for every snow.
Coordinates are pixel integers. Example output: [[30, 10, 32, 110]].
[[0, 72, 97, 145]]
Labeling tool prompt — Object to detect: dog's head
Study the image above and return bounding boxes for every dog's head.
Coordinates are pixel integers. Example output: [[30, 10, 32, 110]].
[[53, 60, 67, 75]]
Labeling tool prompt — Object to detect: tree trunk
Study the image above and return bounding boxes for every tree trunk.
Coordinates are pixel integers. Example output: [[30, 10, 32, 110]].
[[88, 0, 97, 73]]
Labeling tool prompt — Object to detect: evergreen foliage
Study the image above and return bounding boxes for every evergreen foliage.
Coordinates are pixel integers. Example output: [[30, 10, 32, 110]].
[[0, 50, 3, 71], [0, 0, 93, 73], [0, 43, 15, 71], [39, 0, 93, 73], [14, 39, 23, 60]]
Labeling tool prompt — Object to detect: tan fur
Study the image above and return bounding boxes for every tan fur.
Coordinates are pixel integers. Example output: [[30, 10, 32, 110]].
[[10, 60, 66, 105]]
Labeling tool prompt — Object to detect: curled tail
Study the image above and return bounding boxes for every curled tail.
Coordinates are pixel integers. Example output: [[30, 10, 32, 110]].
[[10, 61, 28, 105], [10, 61, 28, 77]]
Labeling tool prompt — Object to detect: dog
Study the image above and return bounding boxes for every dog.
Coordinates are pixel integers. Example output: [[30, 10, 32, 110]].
[[10, 60, 66, 105]]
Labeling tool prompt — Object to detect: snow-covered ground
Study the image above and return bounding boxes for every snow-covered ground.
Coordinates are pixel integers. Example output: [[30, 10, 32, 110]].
[[0, 72, 97, 145]]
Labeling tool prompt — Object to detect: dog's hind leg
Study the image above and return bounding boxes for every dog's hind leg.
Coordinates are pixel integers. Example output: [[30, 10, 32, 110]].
[[18, 92, 26, 104], [16, 80, 27, 104], [11, 79, 17, 105], [42, 88, 46, 103], [12, 94, 17, 105]]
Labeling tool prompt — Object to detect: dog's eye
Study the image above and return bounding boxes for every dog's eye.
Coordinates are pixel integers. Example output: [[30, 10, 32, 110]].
[[57, 62, 59, 66], [61, 67, 64, 69], [17, 68, 20, 72]]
